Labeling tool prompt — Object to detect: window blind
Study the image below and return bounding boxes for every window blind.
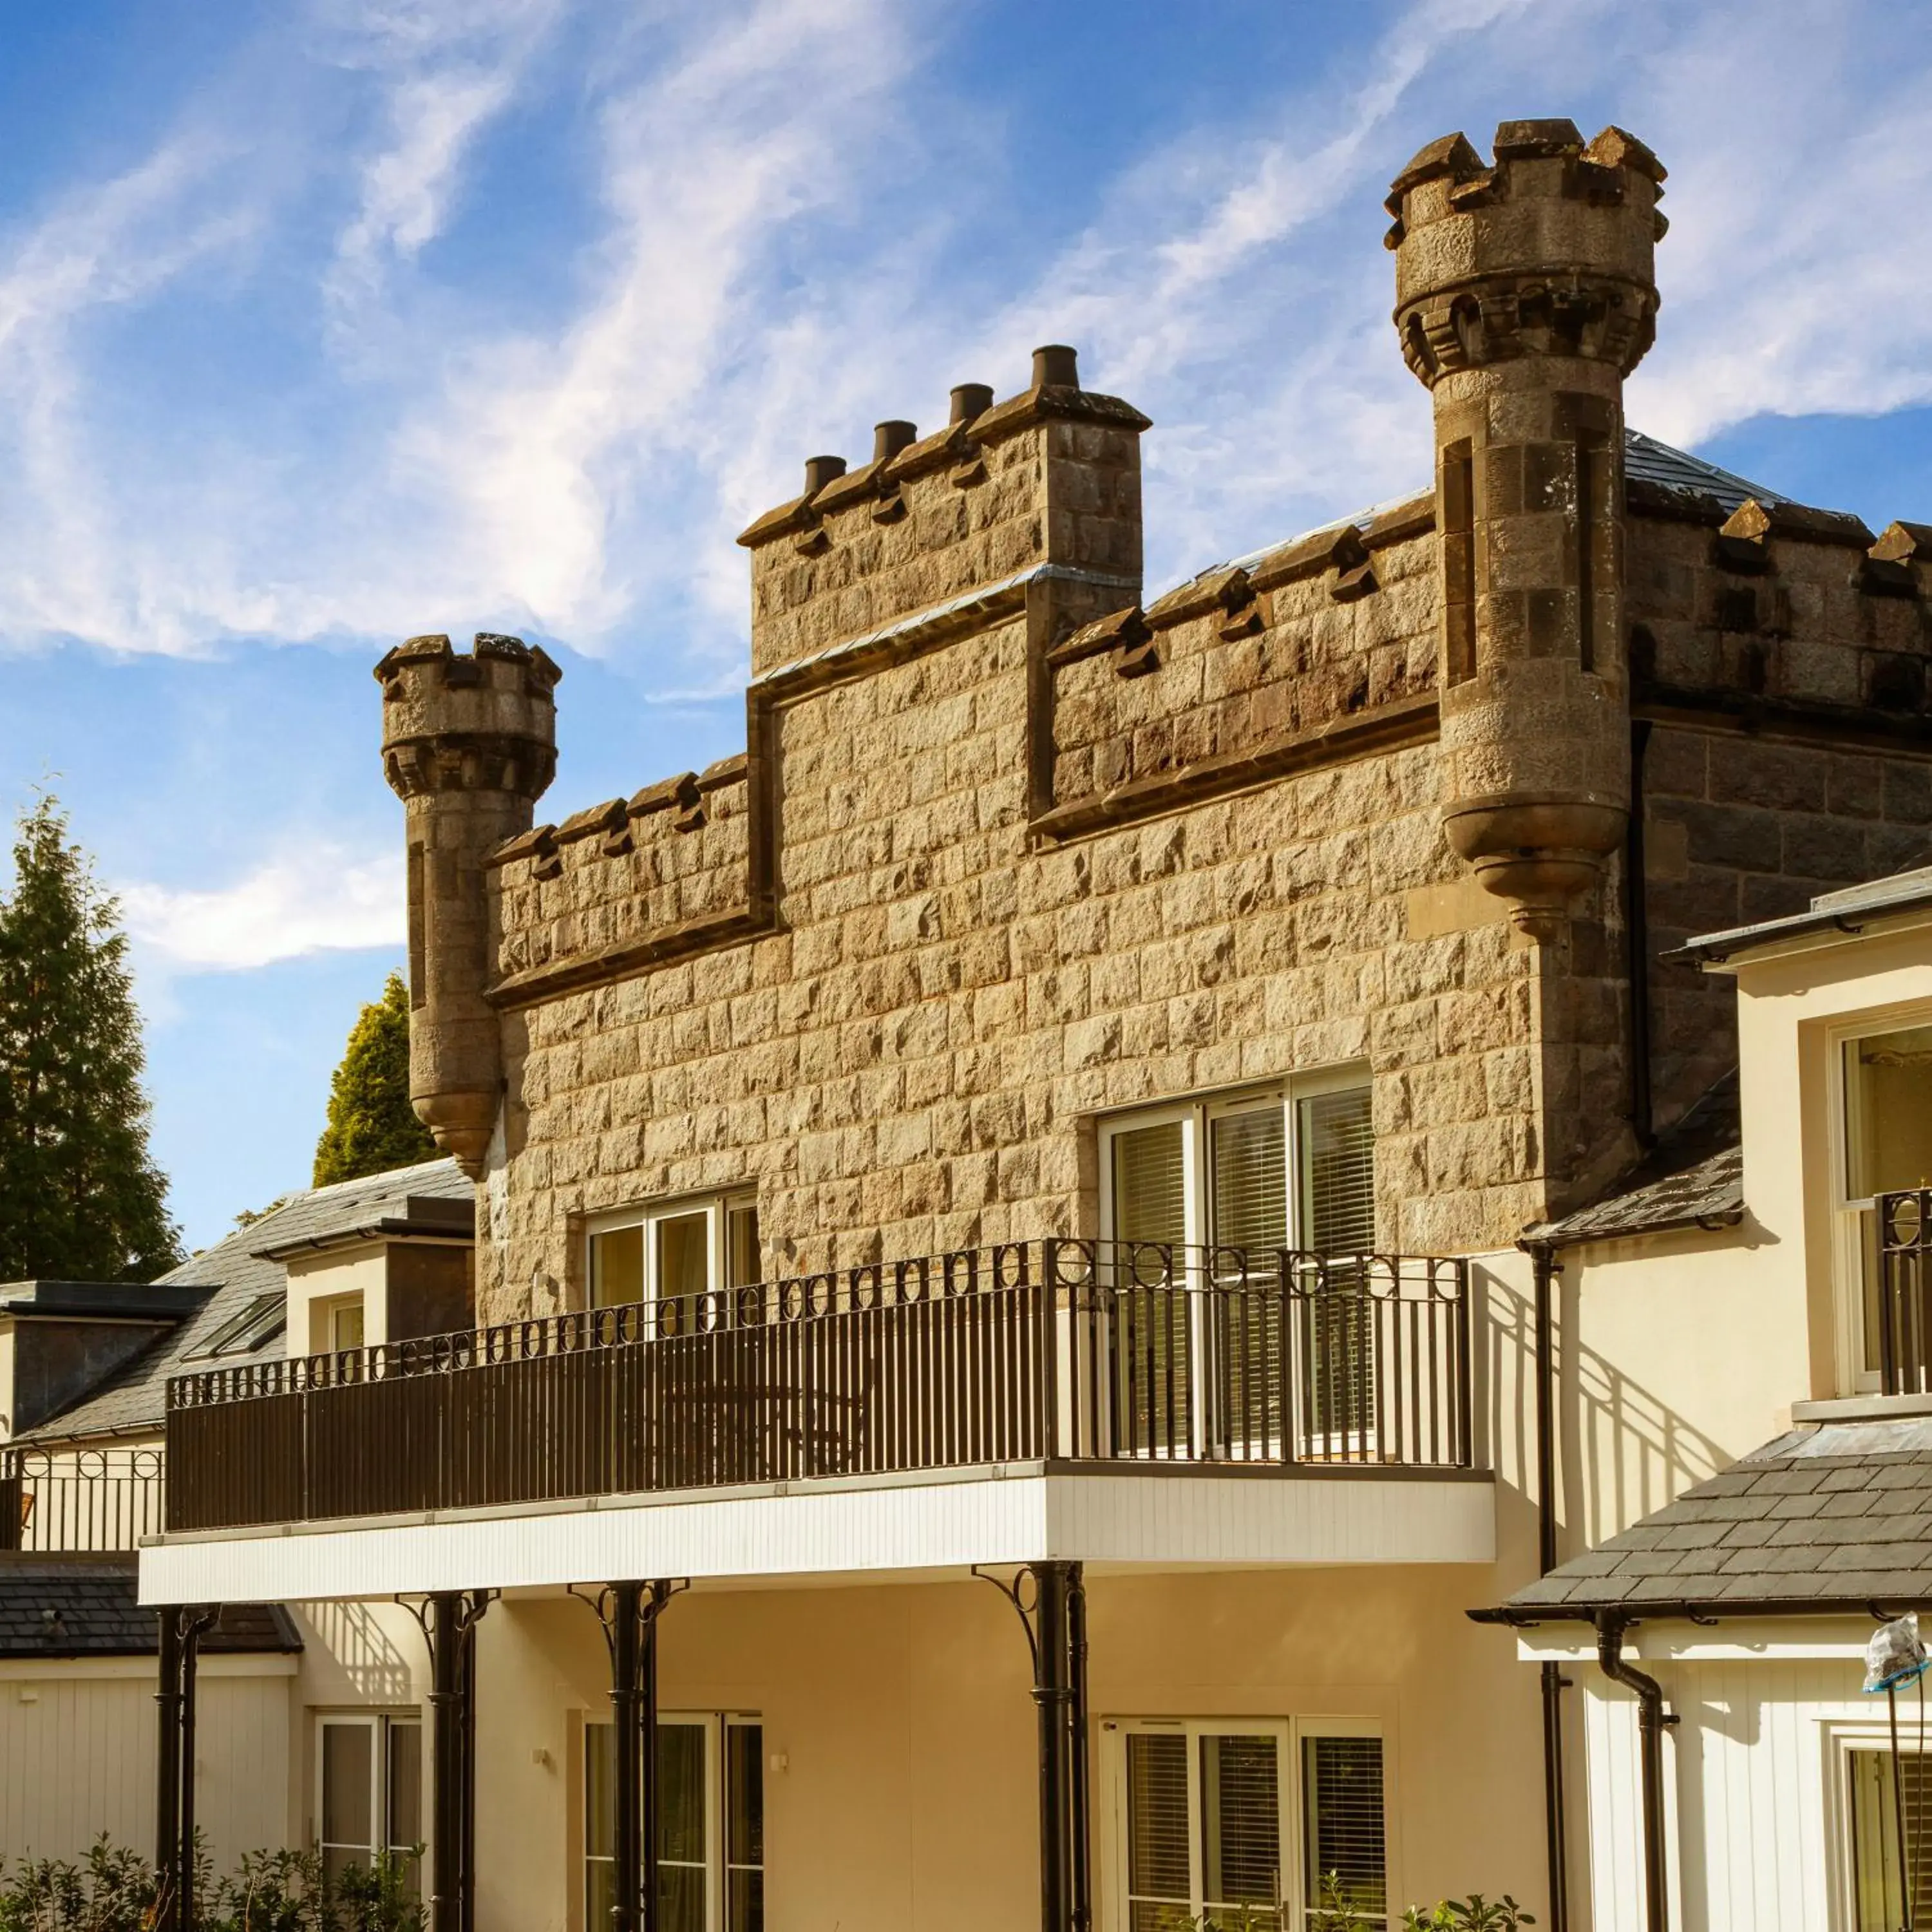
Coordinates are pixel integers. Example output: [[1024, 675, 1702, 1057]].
[[1126, 1732, 1191, 1931], [1303, 1736, 1386, 1924], [1298, 1089, 1375, 1255], [1200, 1732, 1282, 1919], [1212, 1109, 1288, 1254], [1850, 1746, 1932, 1930], [1113, 1122, 1188, 1249]]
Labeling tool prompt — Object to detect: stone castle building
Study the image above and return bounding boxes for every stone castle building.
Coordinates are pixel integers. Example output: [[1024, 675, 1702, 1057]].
[[378, 117, 1932, 1327]]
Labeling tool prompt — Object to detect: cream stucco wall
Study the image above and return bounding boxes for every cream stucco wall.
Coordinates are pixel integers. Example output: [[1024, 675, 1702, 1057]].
[[469, 1568, 1552, 1932], [286, 1245, 390, 1356]]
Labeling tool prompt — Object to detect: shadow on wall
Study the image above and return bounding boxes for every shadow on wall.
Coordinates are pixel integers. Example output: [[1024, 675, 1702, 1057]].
[[1475, 1262, 1732, 1562], [298, 1601, 415, 1703]]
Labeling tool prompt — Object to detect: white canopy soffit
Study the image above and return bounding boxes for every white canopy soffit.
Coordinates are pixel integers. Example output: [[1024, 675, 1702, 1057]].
[[139, 1463, 1495, 1605]]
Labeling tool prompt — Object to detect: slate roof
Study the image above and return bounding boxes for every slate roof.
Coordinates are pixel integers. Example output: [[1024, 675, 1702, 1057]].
[[1525, 1070, 1743, 1247], [1486, 1417, 1932, 1621], [0, 1557, 299, 1657], [15, 1158, 471, 1445]]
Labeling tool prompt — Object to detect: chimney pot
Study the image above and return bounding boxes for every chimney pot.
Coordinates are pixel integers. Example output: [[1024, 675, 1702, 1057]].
[[802, 455, 847, 497], [873, 421, 917, 464], [1032, 344, 1079, 390], [949, 384, 993, 426]]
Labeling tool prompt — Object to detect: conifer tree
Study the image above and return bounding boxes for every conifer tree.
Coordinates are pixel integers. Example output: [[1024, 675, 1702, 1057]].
[[312, 972, 435, 1186], [0, 795, 182, 1280]]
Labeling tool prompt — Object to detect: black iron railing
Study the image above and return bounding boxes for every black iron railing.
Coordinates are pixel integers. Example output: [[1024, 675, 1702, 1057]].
[[1879, 1190, 1932, 1394], [165, 1240, 1472, 1533], [0, 1445, 166, 1551]]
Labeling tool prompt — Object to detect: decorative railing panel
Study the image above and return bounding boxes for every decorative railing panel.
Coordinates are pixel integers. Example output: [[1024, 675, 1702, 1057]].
[[166, 1242, 1472, 1533], [1879, 1190, 1932, 1394], [0, 1446, 166, 1552]]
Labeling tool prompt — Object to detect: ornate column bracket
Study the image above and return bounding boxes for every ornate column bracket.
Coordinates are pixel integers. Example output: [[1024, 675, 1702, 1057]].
[[974, 1564, 1092, 1932], [571, 1582, 687, 1932], [401, 1592, 496, 1932]]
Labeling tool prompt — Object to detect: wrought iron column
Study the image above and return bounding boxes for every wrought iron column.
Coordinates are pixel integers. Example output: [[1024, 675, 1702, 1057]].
[[574, 1580, 682, 1932], [976, 1562, 1091, 1932], [406, 1592, 493, 1932], [155, 1605, 217, 1932]]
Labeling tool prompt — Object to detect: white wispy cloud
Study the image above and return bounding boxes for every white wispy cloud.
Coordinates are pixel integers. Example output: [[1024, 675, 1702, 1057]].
[[118, 846, 402, 971], [323, 0, 567, 315]]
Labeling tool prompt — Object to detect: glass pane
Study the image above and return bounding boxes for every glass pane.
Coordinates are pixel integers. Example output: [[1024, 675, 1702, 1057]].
[[1298, 1088, 1374, 1255], [726, 1207, 762, 1291], [1847, 1028, 1932, 1199], [657, 1214, 712, 1302], [324, 1846, 368, 1890], [1201, 1734, 1280, 1917], [330, 1299, 366, 1353], [1127, 1732, 1191, 1929], [728, 1868, 764, 1932], [1303, 1736, 1385, 1923], [592, 1226, 645, 1308], [661, 1864, 706, 1932], [1848, 1747, 1932, 1930], [585, 1857, 616, 1932], [1113, 1122, 1189, 1249], [728, 1723, 764, 1868], [658, 1721, 708, 1866], [386, 1721, 422, 1851], [321, 1722, 374, 1852], [585, 1723, 614, 1861], [1211, 1109, 1288, 1255]]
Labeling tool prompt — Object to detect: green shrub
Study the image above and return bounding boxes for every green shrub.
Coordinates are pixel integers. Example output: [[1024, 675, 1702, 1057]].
[[0, 1839, 424, 1932]]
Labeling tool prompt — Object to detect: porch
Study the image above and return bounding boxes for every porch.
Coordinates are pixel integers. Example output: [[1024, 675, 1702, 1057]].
[[138, 1238, 1498, 1931]]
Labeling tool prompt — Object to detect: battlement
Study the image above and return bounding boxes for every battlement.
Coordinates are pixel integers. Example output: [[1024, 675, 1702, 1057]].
[[1388, 120, 1666, 389], [737, 345, 1148, 679], [376, 631, 561, 803]]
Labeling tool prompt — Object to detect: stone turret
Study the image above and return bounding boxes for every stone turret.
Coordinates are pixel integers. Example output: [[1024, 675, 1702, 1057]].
[[375, 632, 560, 1176], [1388, 118, 1667, 938]]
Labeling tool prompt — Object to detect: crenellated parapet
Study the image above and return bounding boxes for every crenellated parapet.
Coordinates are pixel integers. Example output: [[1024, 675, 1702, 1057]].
[[737, 345, 1148, 682], [1389, 122, 1667, 387], [376, 632, 560, 1177]]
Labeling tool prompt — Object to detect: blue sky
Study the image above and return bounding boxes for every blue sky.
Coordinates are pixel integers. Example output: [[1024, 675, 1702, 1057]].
[[1, 0, 1929, 1251]]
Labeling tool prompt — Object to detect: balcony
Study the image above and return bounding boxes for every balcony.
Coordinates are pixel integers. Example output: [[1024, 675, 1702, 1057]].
[[166, 1240, 1468, 1520], [1879, 1189, 1932, 1392], [0, 1446, 166, 1552]]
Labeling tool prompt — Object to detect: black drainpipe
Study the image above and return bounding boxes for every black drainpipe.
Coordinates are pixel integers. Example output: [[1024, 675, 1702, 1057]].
[[1595, 1610, 1672, 1932], [1526, 1239, 1569, 1932], [1625, 719, 1656, 1151]]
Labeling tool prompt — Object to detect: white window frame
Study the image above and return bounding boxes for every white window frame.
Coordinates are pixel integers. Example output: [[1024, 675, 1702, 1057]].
[[1098, 1714, 1388, 1932], [1097, 1068, 1375, 1257], [312, 1711, 423, 1882], [585, 1192, 762, 1313], [1824, 1719, 1932, 1932], [1826, 1007, 1932, 1395], [581, 1710, 764, 1932]]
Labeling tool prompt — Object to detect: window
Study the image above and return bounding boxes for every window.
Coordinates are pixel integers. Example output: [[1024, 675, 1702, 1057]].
[[585, 1714, 764, 1932], [1101, 1079, 1376, 1455], [1106, 1719, 1385, 1931], [315, 1714, 422, 1893], [315, 1294, 366, 1356], [1835, 1021, 1932, 1387], [588, 1195, 762, 1313], [1848, 1746, 1932, 1929], [1101, 1075, 1375, 1258], [185, 1291, 286, 1361]]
